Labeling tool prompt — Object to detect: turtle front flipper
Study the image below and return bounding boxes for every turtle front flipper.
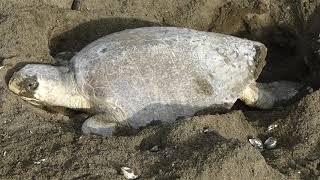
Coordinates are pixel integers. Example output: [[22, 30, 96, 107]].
[[81, 114, 119, 137], [240, 81, 306, 109], [81, 108, 131, 137]]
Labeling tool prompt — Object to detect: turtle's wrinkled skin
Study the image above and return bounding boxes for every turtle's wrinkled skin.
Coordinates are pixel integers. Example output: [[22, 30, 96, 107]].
[[8, 27, 303, 137]]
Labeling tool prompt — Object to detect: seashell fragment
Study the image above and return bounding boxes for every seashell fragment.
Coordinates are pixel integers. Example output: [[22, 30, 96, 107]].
[[121, 167, 139, 180], [264, 137, 277, 149], [248, 138, 264, 151]]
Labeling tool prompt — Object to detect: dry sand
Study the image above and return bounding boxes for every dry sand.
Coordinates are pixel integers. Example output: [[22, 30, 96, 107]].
[[0, 0, 319, 179]]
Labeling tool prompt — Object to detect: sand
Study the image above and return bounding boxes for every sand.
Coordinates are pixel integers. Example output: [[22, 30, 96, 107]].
[[0, 0, 319, 179]]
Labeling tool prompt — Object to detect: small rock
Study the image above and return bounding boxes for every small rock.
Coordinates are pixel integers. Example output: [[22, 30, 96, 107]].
[[248, 138, 264, 151], [264, 137, 277, 149], [121, 167, 138, 180]]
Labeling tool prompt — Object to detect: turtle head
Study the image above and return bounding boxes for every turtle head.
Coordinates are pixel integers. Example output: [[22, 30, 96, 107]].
[[9, 64, 66, 107], [8, 64, 89, 109]]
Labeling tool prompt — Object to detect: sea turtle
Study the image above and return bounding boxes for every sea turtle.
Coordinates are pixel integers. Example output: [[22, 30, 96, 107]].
[[8, 27, 303, 137]]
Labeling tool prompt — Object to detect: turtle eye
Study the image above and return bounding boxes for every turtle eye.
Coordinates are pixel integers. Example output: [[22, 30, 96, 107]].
[[24, 77, 38, 91]]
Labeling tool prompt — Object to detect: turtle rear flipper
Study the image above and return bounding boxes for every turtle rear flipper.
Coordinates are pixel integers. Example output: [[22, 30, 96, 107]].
[[240, 81, 305, 109]]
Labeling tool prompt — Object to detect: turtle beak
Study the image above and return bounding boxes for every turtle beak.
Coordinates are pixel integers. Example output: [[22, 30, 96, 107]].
[[8, 73, 41, 106], [8, 73, 37, 97]]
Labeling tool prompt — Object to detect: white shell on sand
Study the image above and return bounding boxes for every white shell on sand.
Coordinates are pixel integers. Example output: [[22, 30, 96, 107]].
[[121, 167, 139, 179], [249, 138, 264, 151], [264, 137, 277, 149]]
